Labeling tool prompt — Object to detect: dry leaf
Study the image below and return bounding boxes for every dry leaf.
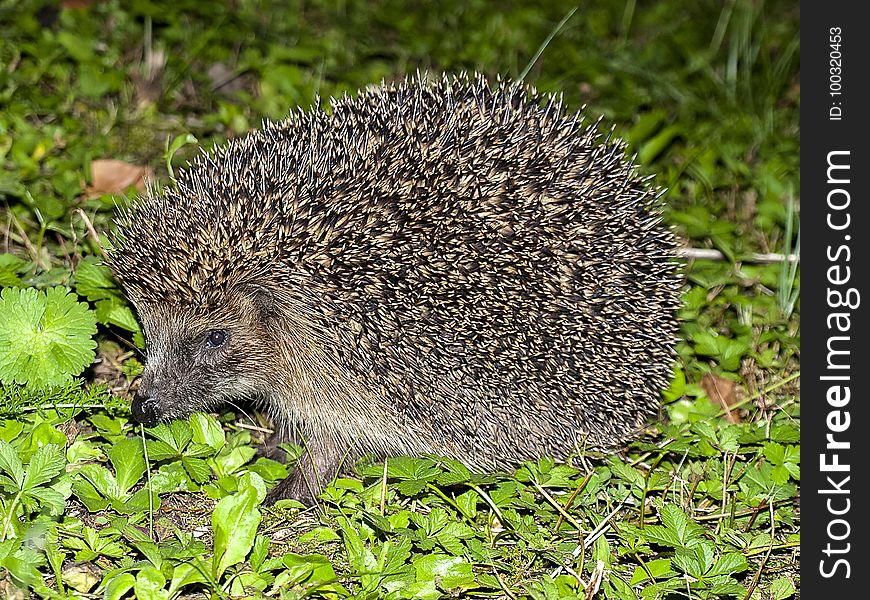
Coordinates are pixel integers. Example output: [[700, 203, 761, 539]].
[[133, 48, 167, 106], [701, 373, 743, 423], [61, 563, 101, 594], [584, 560, 605, 600], [85, 159, 152, 198]]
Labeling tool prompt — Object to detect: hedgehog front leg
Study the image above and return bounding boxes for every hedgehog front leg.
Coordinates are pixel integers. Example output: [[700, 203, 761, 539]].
[[265, 435, 346, 505]]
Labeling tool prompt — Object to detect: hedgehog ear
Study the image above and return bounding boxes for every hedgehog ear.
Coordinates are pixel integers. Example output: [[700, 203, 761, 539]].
[[235, 282, 276, 317]]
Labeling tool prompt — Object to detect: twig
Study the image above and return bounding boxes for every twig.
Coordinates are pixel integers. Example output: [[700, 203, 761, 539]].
[[582, 493, 632, 551], [8, 210, 41, 266], [555, 472, 592, 531], [677, 247, 799, 264], [76, 208, 109, 261], [234, 421, 274, 435], [742, 501, 776, 600]]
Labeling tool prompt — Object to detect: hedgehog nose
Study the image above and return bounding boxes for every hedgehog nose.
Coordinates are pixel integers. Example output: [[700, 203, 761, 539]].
[[131, 392, 159, 428]]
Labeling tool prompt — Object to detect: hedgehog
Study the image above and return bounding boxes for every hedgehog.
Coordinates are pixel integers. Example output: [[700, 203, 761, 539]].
[[108, 73, 681, 504]]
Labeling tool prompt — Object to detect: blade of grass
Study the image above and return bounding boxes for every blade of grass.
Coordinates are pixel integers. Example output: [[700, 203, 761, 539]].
[[518, 6, 578, 81]]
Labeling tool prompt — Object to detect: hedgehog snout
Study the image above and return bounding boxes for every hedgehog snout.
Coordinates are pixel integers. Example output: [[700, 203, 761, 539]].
[[131, 390, 159, 428], [130, 367, 166, 427]]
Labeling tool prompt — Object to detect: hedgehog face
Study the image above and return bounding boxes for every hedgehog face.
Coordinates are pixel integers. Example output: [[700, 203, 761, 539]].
[[131, 292, 275, 427]]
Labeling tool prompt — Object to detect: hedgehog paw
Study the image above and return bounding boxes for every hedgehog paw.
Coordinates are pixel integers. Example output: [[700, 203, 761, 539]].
[[265, 471, 321, 506]]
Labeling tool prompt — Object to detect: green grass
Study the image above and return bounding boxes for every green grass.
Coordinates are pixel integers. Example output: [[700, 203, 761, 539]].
[[0, 0, 799, 598]]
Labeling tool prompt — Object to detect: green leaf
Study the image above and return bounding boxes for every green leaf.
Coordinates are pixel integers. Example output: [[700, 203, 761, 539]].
[[298, 526, 342, 544], [247, 456, 288, 482], [0, 253, 27, 287], [338, 516, 377, 574], [692, 331, 749, 372], [165, 133, 199, 179], [739, 462, 797, 503], [146, 421, 192, 459], [144, 439, 180, 462], [133, 566, 169, 600], [609, 458, 646, 490], [2, 552, 42, 588], [209, 445, 256, 478], [71, 476, 110, 511], [281, 553, 340, 588], [0, 440, 25, 488], [413, 554, 476, 593], [0, 286, 98, 387], [74, 257, 122, 302], [0, 539, 14, 561], [130, 540, 163, 568], [627, 109, 667, 145], [672, 547, 704, 579], [149, 461, 196, 494], [435, 457, 472, 485], [118, 487, 159, 514], [26, 484, 68, 515], [643, 505, 705, 549], [629, 558, 676, 584], [707, 552, 749, 577], [107, 437, 146, 497], [78, 464, 120, 500], [396, 478, 428, 496], [103, 572, 136, 600], [249, 535, 269, 571], [593, 533, 613, 567], [190, 413, 225, 451], [185, 442, 217, 459], [168, 420, 193, 450], [167, 560, 209, 596], [376, 537, 413, 584], [22, 444, 65, 491], [212, 472, 263, 579], [662, 366, 685, 402], [769, 576, 797, 600], [639, 124, 681, 165], [182, 457, 212, 484], [708, 575, 747, 597], [95, 297, 141, 332], [385, 456, 440, 480], [456, 489, 478, 519], [608, 575, 641, 600]]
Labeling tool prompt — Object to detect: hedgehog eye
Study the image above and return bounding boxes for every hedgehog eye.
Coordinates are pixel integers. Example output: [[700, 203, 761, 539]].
[[205, 329, 228, 348]]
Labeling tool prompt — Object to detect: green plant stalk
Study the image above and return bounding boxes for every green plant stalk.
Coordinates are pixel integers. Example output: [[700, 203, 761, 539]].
[[777, 191, 800, 316], [471, 484, 512, 534], [554, 471, 592, 532], [424, 483, 477, 527], [743, 541, 799, 557], [530, 479, 584, 535], [620, 0, 637, 43], [140, 424, 155, 540]]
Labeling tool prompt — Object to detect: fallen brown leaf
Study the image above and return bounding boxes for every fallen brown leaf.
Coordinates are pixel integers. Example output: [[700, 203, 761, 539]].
[[85, 159, 152, 198], [701, 373, 743, 423]]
